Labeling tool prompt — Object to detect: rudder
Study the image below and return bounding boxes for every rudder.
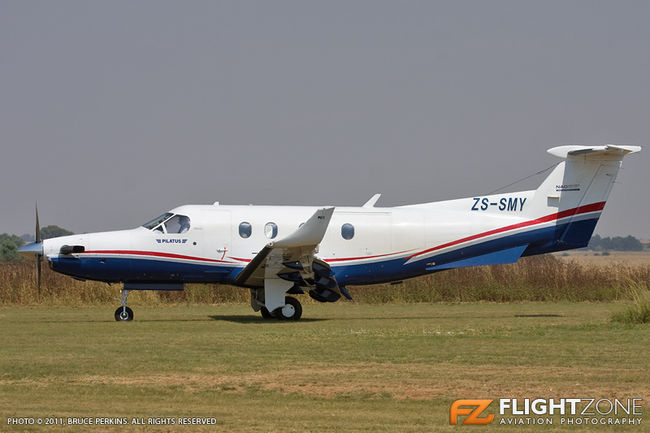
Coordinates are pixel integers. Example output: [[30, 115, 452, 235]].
[[526, 145, 641, 251]]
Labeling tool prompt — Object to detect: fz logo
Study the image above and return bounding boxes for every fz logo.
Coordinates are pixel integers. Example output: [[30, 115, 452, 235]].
[[450, 399, 494, 425]]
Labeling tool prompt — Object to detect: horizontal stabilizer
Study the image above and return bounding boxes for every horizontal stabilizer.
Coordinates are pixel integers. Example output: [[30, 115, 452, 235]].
[[429, 245, 528, 271], [547, 145, 641, 159]]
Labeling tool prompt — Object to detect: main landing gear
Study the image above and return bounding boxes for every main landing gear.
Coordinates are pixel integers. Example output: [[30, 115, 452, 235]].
[[260, 296, 303, 321], [114, 289, 134, 321]]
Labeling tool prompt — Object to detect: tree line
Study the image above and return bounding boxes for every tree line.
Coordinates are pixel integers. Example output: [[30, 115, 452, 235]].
[[586, 234, 645, 252]]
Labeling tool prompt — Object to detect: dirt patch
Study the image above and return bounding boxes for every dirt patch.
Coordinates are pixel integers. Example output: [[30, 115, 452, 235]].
[[3, 362, 647, 401]]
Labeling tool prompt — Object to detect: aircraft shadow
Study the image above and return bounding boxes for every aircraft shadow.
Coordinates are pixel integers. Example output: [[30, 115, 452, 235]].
[[514, 314, 564, 318], [34, 318, 216, 324], [208, 315, 328, 324], [19, 316, 328, 324]]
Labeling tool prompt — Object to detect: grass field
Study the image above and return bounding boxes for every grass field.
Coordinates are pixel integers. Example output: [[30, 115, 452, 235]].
[[1, 303, 648, 432]]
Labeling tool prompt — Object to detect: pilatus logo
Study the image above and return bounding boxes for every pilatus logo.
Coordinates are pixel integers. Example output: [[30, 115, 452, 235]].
[[156, 239, 188, 244]]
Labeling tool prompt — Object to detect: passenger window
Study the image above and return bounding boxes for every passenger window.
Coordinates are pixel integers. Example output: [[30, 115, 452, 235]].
[[341, 223, 354, 240], [164, 215, 191, 234], [239, 222, 252, 238], [264, 222, 278, 239]]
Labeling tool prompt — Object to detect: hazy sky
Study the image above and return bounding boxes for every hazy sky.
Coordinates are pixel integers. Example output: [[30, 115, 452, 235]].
[[1, 1, 649, 238]]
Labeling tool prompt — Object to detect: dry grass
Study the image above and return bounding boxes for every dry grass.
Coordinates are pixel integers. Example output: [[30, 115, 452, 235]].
[[0, 261, 248, 306], [353, 255, 650, 303], [3, 362, 647, 402], [1, 254, 648, 305]]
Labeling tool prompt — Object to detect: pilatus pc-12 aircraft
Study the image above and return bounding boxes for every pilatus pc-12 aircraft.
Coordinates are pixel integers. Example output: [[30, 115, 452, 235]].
[[20, 145, 641, 321]]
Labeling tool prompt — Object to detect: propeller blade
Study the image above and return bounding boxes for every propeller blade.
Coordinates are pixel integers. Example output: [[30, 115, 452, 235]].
[[35, 203, 41, 243], [37, 254, 42, 296], [36, 204, 42, 298]]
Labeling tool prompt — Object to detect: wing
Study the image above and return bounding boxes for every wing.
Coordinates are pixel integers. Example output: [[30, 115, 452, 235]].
[[234, 207, 343, 302]]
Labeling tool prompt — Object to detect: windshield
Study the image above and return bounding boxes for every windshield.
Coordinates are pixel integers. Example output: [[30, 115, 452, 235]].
[[165, 215, 191, 233], [142, 213, 173, 230], [142, 213, 191, 234]]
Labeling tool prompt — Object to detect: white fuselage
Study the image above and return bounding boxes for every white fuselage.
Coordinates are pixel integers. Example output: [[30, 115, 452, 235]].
[[43, 188, 598, 287]]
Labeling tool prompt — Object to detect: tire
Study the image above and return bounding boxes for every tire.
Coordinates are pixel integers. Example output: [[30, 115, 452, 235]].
[[114, 306, 134, 321], [279, 296, 302, 321], [260, 307, 274, 319]]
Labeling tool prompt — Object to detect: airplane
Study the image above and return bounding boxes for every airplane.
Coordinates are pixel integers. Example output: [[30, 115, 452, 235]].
[[19, 145, 641, 321]]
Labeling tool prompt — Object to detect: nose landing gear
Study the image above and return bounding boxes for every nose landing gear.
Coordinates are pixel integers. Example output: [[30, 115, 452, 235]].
[[114, 289, 134, 321]]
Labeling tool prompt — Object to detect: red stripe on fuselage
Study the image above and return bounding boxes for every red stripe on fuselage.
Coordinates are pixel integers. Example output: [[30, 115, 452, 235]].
[[229, 257, 252, 262], [82, 250, 235, 264], [406, 201, 606, 260]]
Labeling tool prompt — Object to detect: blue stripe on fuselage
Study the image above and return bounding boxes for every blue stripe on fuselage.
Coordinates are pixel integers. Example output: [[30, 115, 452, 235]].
[[49, 256, 239, 284], [330, 217, 599, 285]]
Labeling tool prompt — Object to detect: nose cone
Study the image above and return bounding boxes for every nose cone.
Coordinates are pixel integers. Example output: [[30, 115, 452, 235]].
[[18, 242, 43, 257]]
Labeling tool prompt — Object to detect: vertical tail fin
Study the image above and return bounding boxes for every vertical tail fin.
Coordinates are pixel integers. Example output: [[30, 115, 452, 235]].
[[526, 145, 641, 250]]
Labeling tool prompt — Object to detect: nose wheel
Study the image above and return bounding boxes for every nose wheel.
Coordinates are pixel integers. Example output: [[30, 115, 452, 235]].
[[114, 289, 134, 321], [114, 306, 134, 321]]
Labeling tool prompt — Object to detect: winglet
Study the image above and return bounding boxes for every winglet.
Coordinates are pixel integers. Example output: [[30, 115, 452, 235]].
[[362, 193, 381, 208], [271, 207, 335, 248]]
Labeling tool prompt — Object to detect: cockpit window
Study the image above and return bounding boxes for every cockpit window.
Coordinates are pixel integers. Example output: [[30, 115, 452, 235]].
[[142, 213, 190, 234], [165, 215, 191, 234], [142, 213, 173, 230]]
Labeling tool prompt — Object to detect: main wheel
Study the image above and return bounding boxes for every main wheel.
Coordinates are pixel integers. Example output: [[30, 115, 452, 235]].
[[114, 306, 134, 321], [260, 307, 274, 319], [277, 296, 302, 321]]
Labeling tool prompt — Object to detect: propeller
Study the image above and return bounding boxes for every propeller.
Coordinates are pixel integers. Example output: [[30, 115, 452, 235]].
[[18, 203, 44, 299], [36, 203, 42, 297]]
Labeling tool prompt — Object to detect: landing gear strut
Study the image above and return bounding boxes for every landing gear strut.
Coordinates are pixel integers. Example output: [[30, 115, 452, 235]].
[[114, 289, 134, 321]]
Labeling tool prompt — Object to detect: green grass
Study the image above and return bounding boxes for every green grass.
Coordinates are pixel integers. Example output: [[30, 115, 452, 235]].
[[1, 303, 648, 432]]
